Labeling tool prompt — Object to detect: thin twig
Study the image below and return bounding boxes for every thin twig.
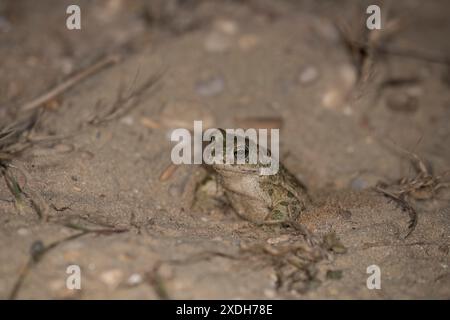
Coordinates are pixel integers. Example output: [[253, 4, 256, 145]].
[[21, 55, 121, 111], [8, 231, 88, 300], [8, 224, 129, 300], [375, 186, 418, 238], [87, 70, 164, 126], [146, 262, 171, 300]]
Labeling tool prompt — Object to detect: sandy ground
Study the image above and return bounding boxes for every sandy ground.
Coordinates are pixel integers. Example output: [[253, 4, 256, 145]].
[[0, 0, 449, 299]]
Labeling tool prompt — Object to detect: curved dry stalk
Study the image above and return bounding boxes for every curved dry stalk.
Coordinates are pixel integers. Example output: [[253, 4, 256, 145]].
[[20, 55, 121, 112], [8, 231, 88, 300]]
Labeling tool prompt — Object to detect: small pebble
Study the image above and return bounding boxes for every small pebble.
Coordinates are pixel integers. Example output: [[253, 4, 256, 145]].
[[298, 66, 319, 85], [59, 57, 74, 75], [204, 32, 232, 53], [17, 228, 29, 236], [126, 273, 143, 286], [214, 19, 238, 35], [263, 289, 276, 298], [100, 269, 124, 289], [322, 88, 345, 109], [120, 116, 134, 126], [195, 75, 225, 97]]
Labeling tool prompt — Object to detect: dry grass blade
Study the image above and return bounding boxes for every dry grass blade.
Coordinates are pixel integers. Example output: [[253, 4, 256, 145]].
[[375, 186, 418, 239], [88, 70, 164, 126], [334, 3, 407, 84], [146, 262, 171, 300], [0, 111, 40, 158], [238, 225, 342, 294], [2, 167, 26, 212], [239, 240, 324, 293], [63, 222, 129, 235], [159, 163, 179, 182], [8, 223, 130, 300], [335, 14, 371, 82], [0, 111, 47, 218], [375, 138, 450, 238], [20, 55, 120, 111], [8, 231, 88, 300]]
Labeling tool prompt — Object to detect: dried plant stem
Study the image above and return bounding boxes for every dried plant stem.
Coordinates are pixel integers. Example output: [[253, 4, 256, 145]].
[[8, 231, 88, 300], [8, 224, 128, 300], [21, 55, 121, 111]]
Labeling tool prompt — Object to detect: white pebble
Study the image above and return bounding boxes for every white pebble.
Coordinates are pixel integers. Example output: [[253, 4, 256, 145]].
[[17, 228, 29, 236], [299, 66, 319, 85], [120, 116, 134, 126], [127, 273, 143, 286], [322, 89, 344, 109], [214, 19, 238, 35]]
